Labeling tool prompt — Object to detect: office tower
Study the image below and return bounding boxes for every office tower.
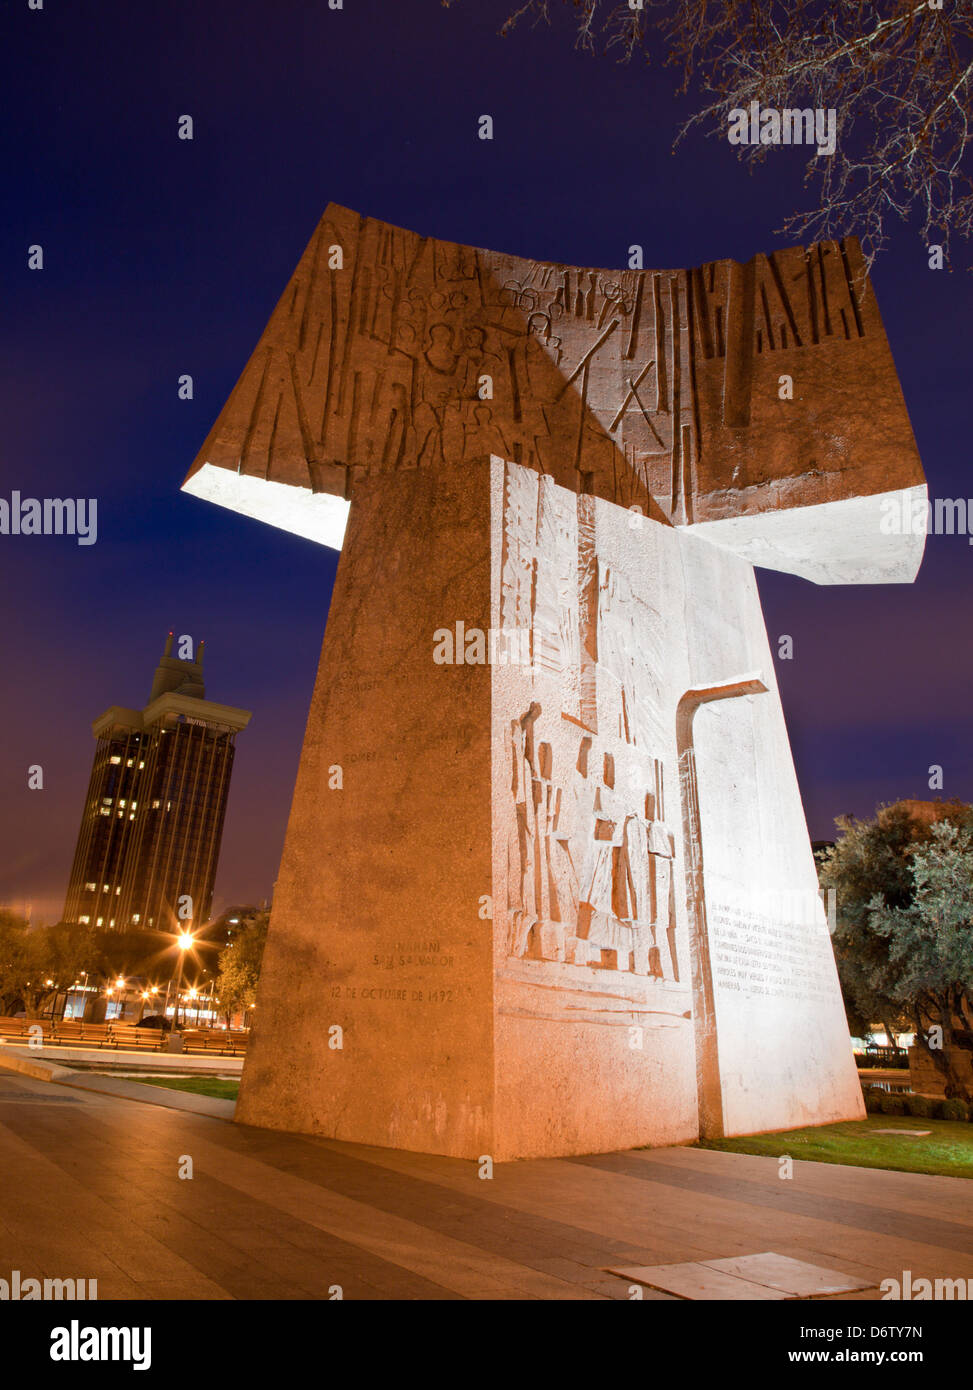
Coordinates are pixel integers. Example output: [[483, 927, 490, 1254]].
[[63, 634, 251, 932]]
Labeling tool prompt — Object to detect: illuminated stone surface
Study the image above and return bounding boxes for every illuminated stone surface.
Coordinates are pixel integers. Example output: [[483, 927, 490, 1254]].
[[183, 205, 925, 1159]]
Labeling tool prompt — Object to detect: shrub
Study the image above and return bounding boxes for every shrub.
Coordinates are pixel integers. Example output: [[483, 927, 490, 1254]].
[[861, 1087, 884, 1114], [878, 1092, 907, 1116], [941, 1098, 971, 1122], [905, 1094, 935, 1119]]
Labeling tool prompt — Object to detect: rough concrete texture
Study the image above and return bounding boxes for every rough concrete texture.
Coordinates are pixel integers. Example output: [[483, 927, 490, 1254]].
[[184, 206, 925, 1159]]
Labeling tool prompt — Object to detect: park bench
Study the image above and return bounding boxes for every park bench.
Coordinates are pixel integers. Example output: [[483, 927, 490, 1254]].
[[0, 1014, 248, 1056], [51, 1019, 112, 1047], [104, 1023, 165, 1051], [53, 1020, 113, 1047], [0, 1015, 42, 1041], [179, 1028, 249, 1057], [0, 1016, 113, 1047]]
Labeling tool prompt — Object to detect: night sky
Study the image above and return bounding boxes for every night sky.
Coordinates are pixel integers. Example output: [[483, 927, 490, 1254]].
[[3, 0, 970, 925]]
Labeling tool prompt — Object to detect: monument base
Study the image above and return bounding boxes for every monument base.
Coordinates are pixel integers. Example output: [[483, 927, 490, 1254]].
[[235, 456, 864, 1159]]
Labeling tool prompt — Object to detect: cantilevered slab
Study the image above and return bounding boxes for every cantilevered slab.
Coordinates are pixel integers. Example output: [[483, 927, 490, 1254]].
[[183, 202, 925, 583]]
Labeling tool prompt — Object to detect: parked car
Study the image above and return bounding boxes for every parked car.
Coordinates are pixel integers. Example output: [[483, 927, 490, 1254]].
[[135, 1014, 172, 1031]]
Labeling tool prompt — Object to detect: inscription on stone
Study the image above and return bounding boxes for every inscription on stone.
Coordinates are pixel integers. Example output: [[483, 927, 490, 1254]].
[[710, 904, 834, 1004]]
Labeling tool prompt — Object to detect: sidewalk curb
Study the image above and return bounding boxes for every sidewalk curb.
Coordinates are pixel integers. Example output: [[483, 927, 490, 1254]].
[[0, 1051, 235, 1118], [0, 1051, 78, 1084], [62, 1071, 237, 1119], [0, 1038, 243, 1075]]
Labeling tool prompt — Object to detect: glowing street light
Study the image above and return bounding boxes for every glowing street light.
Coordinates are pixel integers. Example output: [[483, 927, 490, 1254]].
[[171, 928, 194, 1031]]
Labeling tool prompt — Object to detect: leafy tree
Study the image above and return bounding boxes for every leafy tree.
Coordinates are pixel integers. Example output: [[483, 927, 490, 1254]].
[[819, 799, 973, 1097], [0, 916, 181, 1019], [867, 821, 973, 1101], [215, 911, 269, 1026], [445, 1, 973, 267], [0, 915, 93, 1018], [0, 910, 32, 1014]]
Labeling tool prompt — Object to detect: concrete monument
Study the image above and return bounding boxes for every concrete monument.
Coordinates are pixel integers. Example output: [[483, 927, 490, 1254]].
[[183, 205, 926, 1159]]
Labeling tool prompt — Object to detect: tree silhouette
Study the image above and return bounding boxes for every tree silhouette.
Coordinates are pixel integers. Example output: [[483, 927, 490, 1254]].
[[444, 0, 973, 267]]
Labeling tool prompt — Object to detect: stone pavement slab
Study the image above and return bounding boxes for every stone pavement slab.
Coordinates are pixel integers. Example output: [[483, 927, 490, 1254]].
[[874, 1128, 932, 1137], [610, 1251, 877, 1299], [703, 1252, 874, 1296], [609, 1260, 793, 1300]]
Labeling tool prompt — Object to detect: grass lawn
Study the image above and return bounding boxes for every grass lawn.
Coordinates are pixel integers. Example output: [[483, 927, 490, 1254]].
[[136, 1076, 240, 1102], [698, 1115, 973, 1179]]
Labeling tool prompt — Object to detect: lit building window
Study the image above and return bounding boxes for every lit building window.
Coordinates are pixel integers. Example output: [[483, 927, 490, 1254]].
[[79, 915, 90, 924], [109, 755, 121, 765], [132, 914, 141, 923], [126, 759, 134, 767], [99, 808, 110, 817], [96, 917, 103, 926], [102, 797, 112, 805], [85, 881, 96, 891], [115, 886, 121, 895]]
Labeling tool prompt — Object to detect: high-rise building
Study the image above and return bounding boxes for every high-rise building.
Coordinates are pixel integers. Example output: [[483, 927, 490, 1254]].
[[63, 634, 251, 933]]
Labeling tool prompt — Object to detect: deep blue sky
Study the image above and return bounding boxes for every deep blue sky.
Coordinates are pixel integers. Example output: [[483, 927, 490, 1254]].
[[2, 0, 970, 923]]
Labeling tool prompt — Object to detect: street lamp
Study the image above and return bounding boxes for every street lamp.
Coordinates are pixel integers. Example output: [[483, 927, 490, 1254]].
[[171, 929, 193, 1031]]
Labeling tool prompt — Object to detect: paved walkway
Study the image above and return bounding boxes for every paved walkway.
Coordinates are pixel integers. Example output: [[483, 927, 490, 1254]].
[[0, 1068, 970, 1301]]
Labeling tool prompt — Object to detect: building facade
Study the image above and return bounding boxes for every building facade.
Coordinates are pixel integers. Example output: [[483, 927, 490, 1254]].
[[63, 634, 251, 932]]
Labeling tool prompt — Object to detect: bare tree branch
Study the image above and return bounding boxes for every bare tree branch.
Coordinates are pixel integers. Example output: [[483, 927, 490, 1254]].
[[443, 0, 973, 267]]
